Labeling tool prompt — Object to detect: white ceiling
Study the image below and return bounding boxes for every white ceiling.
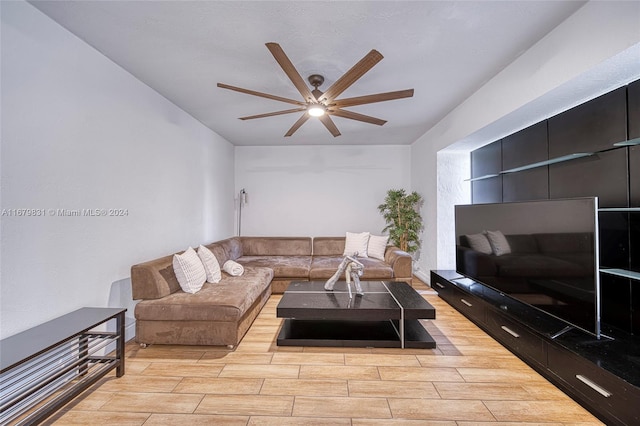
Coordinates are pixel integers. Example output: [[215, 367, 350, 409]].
[[29, 1, 587, 146]]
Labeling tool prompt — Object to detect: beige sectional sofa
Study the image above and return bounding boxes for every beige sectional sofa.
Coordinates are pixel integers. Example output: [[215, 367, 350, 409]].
[[131, 236, 412, 347]]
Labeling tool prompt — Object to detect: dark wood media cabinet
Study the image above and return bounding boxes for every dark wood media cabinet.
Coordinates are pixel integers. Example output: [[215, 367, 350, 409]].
[[431, 270, 640, 426], [0, 307, 126, 425]]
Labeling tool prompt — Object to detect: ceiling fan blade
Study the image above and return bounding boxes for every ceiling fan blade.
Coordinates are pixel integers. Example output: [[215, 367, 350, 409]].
[[266, 43, 315, 102], [319, 50, 384, 103], [239, 108, 307, 120], [329, 109, 387, 126], [318, 115, 341, 137], [284, 113, 310, 137], [332, 89, 414, 108], [217, 83, 305, 106]]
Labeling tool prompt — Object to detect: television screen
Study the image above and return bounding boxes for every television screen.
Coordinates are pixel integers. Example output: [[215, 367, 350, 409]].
[[455, 197, 600, 337]]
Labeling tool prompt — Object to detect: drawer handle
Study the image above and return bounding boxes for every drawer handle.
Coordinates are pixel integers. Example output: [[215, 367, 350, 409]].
[[576, 374, 612, 398], [434, 282, 445, 289], [500, 325, 520, 338], [461, 298, 472, 307]]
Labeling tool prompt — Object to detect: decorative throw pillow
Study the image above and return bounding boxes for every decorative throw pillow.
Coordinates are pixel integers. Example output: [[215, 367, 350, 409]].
[[172, 247, 206, 293], [484, 230, 512, 256], [197, 245, 221, 283], [368, 234, 389, 261], [464, 233, 493, 255], [343, 231, 370, 257]]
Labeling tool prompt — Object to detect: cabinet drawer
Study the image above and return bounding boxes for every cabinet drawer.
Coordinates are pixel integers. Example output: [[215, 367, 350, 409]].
[[547, 344, 640, 425], [431, 274, 452, 298], [484, 311, 545, 366], [447, 287, 485, 323]]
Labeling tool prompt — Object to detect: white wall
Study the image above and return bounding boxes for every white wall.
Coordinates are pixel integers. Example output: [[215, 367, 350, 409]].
[[235, 145, 411, 237], [0, 1, 235, 339], [412, 1, 640, 282]]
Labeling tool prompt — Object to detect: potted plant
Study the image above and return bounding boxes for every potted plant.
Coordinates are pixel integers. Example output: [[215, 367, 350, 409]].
[[378, 189, 423, 254]]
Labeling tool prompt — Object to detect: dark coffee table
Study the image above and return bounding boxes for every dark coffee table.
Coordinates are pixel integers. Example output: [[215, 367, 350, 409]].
[[276, 281, 436, 348]]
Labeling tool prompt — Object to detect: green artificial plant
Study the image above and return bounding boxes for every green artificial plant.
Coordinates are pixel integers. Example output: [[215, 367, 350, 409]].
[[378, 189, 423, 254]]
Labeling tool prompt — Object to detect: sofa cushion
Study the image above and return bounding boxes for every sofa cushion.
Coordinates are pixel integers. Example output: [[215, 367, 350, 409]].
[[464, 233, 492, 254], [172, 247, 206, 294], [494, 254, 586, 278], [205, 237, 243, 265], [197, 245, 222, 283], [241, 237, 312, 256], [485, 230, 511, 256], [237, 255, 311, 278], [505, 234, 538, 254], [135, 266, 273, 322], [313, 237, 345, 256], [309, 256, 393, 280], [534, 233, 593, 254], [368, 234, 389, 261], [343, 231, 370, 257]]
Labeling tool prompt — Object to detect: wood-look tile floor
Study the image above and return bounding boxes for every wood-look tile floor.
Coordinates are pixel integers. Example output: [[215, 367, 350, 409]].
[[47, 281, 604, 425]]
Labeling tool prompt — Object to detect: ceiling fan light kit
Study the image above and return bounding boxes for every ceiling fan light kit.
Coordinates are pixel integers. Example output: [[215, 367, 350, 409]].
[[217, 42, 414, 137], [307, 104, 326, 117]]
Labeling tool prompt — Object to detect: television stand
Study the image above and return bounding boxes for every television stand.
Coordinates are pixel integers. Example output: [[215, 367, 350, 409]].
[[549, 325, 574, 339], [431, 270, 639, 426]]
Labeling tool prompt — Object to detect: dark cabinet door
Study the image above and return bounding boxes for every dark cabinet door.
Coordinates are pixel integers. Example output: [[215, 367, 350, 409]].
[[502, 121, 549, 202], [548, 87, 627, 156], [484, 310, 545, 367], [547, 344, 640, 426], [472, 141, 502, 204], [549, 148, 629, 208]]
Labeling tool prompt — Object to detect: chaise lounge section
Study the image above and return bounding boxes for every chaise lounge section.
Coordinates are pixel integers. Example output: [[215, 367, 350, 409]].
[[131, 236, 412, 347]]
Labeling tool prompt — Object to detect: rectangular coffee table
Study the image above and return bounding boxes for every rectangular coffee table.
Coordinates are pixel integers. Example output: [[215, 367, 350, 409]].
[[276, 281, 436, 348]]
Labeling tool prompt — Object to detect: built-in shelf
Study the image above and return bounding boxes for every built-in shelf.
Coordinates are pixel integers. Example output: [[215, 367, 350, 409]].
[[465, 173, 500, 182], [465, 153, 594, 182], [599, 208, 640, 212], [613, 137, 640, 147], [600, 268, 640, 281], [501, 153, 594, 174], [465, 136, 639, 183]]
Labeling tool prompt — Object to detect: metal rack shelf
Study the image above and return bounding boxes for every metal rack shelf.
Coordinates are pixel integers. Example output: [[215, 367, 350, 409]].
[[0, 308, 126, 425]]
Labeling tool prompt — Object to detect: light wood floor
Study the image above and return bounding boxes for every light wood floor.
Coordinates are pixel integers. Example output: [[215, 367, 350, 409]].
[[47, 281, 603, 425]]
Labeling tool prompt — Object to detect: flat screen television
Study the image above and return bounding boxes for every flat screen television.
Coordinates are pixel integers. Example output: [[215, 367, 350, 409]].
[[455, 197, 600, 337]]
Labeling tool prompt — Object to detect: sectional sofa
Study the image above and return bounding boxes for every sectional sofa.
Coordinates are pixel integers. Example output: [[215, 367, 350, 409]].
[[131, 236, 412, 347]]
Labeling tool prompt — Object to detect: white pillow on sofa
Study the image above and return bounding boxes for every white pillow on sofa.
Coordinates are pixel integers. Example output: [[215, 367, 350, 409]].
[[368, 234, 389, 261], [173, 247, 206, 293], [197, 245, 221, 283], [464, 233, 493, 255], [485, 230, 512, 256], [343, 231, 370, 258]]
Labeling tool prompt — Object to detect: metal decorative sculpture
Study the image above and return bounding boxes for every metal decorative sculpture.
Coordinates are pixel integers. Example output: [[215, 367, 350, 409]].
[[324, 255, 365, 298]]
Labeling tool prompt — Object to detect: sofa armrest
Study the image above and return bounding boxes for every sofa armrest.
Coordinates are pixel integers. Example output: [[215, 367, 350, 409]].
[[131, 254, 179, 300], [456, 245, 496, 277], [384, 246, 412, 279]]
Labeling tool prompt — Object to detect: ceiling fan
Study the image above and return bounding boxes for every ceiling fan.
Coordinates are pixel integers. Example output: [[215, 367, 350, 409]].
[[217, 43, 414, 137]]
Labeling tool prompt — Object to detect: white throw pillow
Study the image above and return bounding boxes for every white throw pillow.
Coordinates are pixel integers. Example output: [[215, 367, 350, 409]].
[[464, 233, 493, 255], [173, 247, 206, 293], [197, 245, 221, 283], [484, 230, 512, 256], [368, 234, 389, 261], [343, 231, 370, 258]]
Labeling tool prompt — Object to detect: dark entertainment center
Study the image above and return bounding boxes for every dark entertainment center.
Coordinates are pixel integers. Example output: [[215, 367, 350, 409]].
[[434, 78, 640, 425]]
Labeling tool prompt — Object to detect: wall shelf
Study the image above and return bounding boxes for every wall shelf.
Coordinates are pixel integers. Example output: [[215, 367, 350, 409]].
[[613, 137, 640, 147], [600, 268, 640, 282], [598, 208, 640, 212], [466, 136, 639, 183], [465, 173, 500, 182], [465, 153, 594, 182], [501, 153, 594, 174]]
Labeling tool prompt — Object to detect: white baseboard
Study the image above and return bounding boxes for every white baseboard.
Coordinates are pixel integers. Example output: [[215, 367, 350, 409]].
[[412, 268, 430, 286]]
